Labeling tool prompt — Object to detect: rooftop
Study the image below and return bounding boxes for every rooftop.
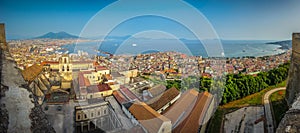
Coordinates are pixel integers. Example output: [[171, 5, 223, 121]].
[[21, 64, 43, 83], [95, 66, 108, 71], [86, 84, 112, 93], [72, 60, 94, 64], [105, 74, 112, 80], [120, 87, 140, 101], [148, 84, 166, 97], [173, 91, 213, 133], [112, 91, 129, 104], [97, 84, 112, 92], [146, 87, 180, 111], [128, 101, 170, 133], [163, 89, 199, 126], [111, 72, 124, 78], [78, 72, 86, 88], [41, 61, 59, 65]]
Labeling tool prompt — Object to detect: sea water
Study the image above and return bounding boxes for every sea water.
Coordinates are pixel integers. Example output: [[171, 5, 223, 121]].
[[62, 39, 286, 57]]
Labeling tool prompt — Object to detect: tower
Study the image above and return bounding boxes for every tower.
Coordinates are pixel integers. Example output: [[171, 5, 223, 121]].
[[59, 55, 72, 73], [0, 23, 7, 50], [286, 33, 300, 105]]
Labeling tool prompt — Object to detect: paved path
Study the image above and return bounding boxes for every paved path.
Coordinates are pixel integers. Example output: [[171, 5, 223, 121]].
[[263, 87, 286, 133]]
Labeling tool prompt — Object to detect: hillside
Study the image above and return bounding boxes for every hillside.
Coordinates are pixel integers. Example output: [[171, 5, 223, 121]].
[[266, 40, 292, 50], [34, 31, 79, 39]]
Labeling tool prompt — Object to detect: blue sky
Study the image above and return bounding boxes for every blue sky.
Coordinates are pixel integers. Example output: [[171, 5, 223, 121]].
[[1, 0, 300, 40]]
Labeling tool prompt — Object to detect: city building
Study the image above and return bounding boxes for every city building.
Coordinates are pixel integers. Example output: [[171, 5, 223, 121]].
[[163, 89, 214, 133], [146, 87, 181, 113], [120, 86, 141, 101], [123, 101, 172, 133], [173, 91, 214, 133], [142, 84, 167, 101], [111, 69, 138, 84], [75, 101, 122, 133], [42, 55, 94, 72], [76, 73, 114, 100], [163, 89, 198, 128], [112, 90, 129, 105], [21, 64, 50, 104]]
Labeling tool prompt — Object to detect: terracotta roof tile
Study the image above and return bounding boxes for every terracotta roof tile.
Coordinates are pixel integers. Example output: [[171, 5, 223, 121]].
[[128, 101, 170, 133], [22, 64, 43, 82], [97, 84, 112, 92], [163, 89, 199, 127], [112, 91, 128, 104], [105, 74, 112, 80], [173, 91, 213, 133], [120, 87, 140, 101], [41, 61, 59, 66], [95, 66, 108, 71], [146, 87, 180, 111], [78, 72, 86, 88], [87, 84, 112, 93]]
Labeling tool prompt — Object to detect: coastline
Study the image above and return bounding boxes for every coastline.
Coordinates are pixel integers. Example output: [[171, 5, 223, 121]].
[[61, 41, 289, 59]]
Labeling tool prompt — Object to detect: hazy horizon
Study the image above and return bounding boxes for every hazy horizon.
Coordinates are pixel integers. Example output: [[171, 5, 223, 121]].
[[1, 0, 300, 40]]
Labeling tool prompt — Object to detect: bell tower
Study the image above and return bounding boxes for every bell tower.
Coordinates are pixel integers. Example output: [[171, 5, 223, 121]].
[[59, 55, 72, 73]]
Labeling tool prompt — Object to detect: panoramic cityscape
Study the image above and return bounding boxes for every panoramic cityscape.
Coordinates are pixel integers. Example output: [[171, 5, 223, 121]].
[[1, 0, 300, 133]]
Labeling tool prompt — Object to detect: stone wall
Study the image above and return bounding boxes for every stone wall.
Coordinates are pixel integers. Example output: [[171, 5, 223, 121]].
[[277, 33, 300, 132], [0, 24, 7, 50], [286, 33, 300, 106], [0, 24, 55, 133]]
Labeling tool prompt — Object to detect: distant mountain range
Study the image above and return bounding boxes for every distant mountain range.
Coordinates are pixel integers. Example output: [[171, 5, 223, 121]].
[[266, 40, 292, 50], [34, 32, 79, 39]]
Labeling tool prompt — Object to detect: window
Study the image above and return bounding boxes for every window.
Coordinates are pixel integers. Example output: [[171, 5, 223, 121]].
[[162, 128, 165, 132], [67, 65, 69, 71], [62, 66, 64, 71], [84, 114, 87, 119], [98, 111, 100, 116], [104, 109, 107, 114], [77, 114, 81, 120], [64, 58, 67, 63], [91, 113, 94, 117]]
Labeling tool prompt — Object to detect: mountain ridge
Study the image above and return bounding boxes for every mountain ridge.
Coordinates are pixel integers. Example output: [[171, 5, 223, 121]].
[[34, 31, 79, 39], [266, 40, 292, 50]]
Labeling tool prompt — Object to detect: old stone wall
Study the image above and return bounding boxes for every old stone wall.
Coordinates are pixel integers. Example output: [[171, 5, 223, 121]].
[[286, 33, 300, 106], [0, 24, 7, 50], [277, 33, 300, 133], [0, 23, 55, 133]]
